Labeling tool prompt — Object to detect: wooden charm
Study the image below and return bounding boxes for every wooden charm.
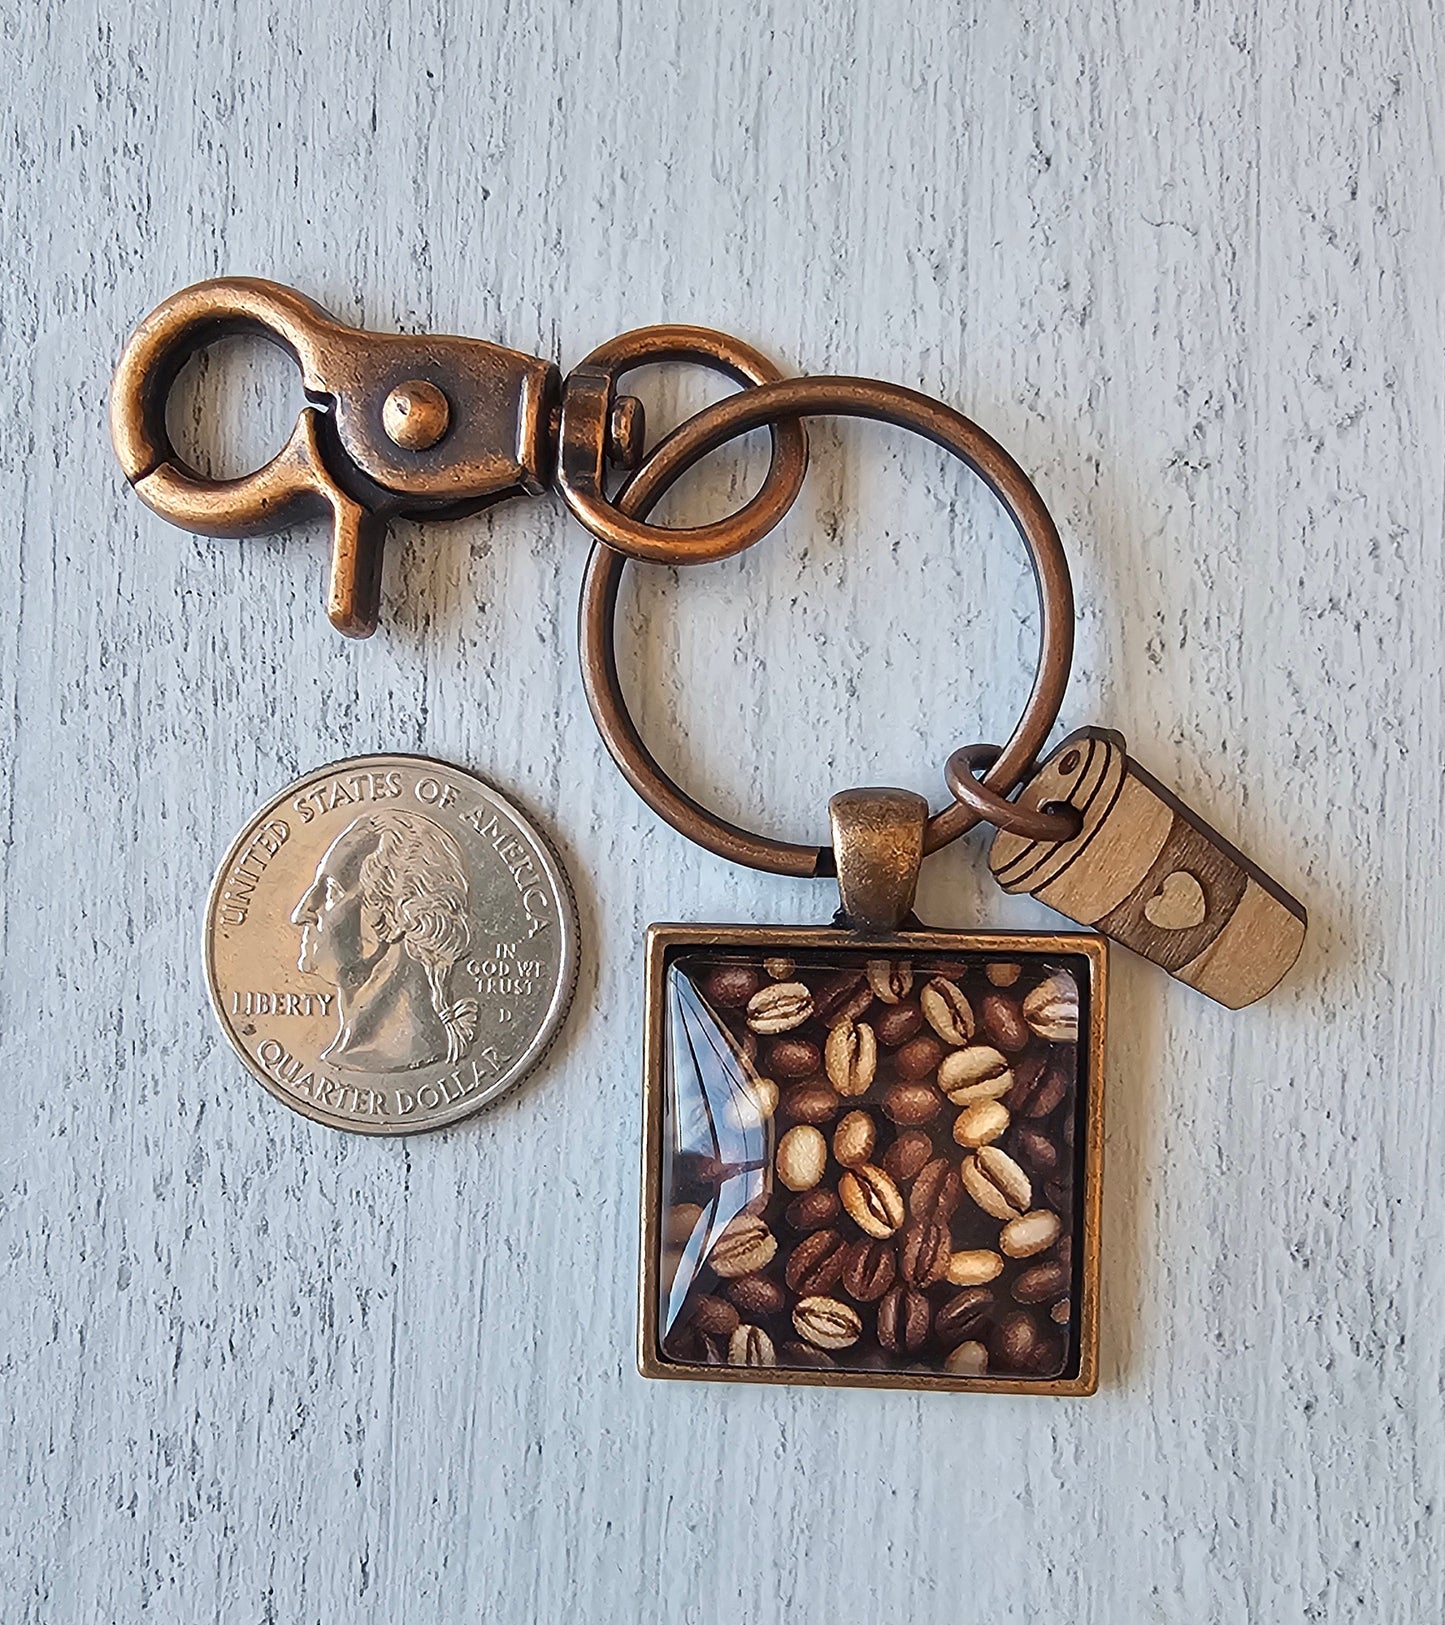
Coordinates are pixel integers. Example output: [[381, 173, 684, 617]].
[[989, 730, 1305, 1008]]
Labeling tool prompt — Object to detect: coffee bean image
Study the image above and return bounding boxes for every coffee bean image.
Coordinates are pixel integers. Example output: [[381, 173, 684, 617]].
[[825, 1018, 877, 1095], [841, 1239, 897, 1302], [776, 1125, 827, 1191], [839, 1164, 906, 1238], [784, 1229, 848, 1295], [728, 1324, 777, 1367], [656, 947, 1092, 1388], [920, 976, 974, 1046], [793, 1296, 864, 1350], [747, 982, 815, 1034], [877, 1284, 930, 1353]]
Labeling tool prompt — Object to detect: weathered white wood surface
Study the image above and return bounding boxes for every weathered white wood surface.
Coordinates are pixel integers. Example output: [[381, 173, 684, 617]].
[[3, 2, 1442, 1619]]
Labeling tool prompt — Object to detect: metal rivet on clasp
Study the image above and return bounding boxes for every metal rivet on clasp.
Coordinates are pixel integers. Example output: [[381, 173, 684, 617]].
[[382, 380, 450, 450]]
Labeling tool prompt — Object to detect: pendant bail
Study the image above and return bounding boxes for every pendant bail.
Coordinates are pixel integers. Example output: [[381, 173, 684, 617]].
[[828, 787, 929, 932]]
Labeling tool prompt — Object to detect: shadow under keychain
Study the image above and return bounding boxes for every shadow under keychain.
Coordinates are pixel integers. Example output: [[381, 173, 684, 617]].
[[111, 280, 1305, 1389]]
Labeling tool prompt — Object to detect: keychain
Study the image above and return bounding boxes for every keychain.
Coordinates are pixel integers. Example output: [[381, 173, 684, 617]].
[[111, 280, 1305, 1388]]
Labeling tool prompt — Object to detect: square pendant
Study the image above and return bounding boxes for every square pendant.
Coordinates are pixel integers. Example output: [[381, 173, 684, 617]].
[[639, 925, 1106, 1395]]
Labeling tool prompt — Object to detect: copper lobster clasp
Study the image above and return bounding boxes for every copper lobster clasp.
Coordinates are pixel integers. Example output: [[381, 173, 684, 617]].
[[109, 278, 561, 636]]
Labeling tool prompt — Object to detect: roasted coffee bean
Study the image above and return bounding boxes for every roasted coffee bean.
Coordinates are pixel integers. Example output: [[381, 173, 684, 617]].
[[776, 1125, 827, 1191], [1054, 1234, 1073, 1269], [839, 1164, 906, 1238], [1009, 1061, 1068, 1119], [746, 981, 815, 1034], [785, 1229, 848, 1295], [728, 1324, 778, 1367], [703, 963, 761, 1008], [986, 961, 1021, 988], [708, 1214, 778, 1277], [908, 1157, 961, 1224], [726, 1075, 780, 1129], [1013, 1261, 1071, 1304], [866, 959, 913, 1004], [841, 1238, 896, 1302], [900, 1221, 951, 1286], [920, 976, 974, 1046], [939, 1045, 1014, 1106], [981, 992, 1031, 1054], [961, 1146, 1032, 1221], [1012, 1124, 1060, 1174], [780, 1082, 843, 1125], [953, 1099, 1010, 1148], [693, 1294, 741, 1336], [943, 1340, 989, 1376], [1044, 1177, 1073, 1215], [877, 1283, 930, 1353], [1050, 1298, 1071, 1326], [782, 1339, 837, 1369], [1022, 972, 1079, 1042], [763, 956, 796, 980], [1000, 1208, 1062, 1258], [824, 1019, 877, 1095], [947, 1249, 1004, 1286], [814, 970, 870, 1025], [990, 1309, 1053, 1373], [893, 1034, 947, 1080], [769, 1037, 823, 1079], [665, 1202, 704, 1247], [785, 1187, 842, 1232], [666, 1326, 723, 1364], [882, 1081, 943, 1126], [873, 1001, 924, 1048], [793, 1295, 864, 1350], [935, 1286, 995, 1346], [880, 1130, 934, 1184], [725, 1272, 787, 1317], [832, 1110, 877, 1169]]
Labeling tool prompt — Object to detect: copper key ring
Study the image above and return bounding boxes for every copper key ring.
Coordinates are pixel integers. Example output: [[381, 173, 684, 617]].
[[579, 375, 1076, 877], [110, 278, 808, 637]]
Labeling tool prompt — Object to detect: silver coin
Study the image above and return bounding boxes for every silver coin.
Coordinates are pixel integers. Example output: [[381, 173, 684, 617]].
[[204, 755, 578, 1133]]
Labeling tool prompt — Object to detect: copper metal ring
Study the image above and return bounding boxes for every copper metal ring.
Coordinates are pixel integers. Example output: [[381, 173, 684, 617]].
[[944, 743, 1082, 841], [555, 325, 808, 564], [579, 375, 1075, 877]]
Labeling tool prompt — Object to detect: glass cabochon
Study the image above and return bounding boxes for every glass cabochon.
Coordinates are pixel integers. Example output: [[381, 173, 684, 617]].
[[651, 943, 1095, 1387]]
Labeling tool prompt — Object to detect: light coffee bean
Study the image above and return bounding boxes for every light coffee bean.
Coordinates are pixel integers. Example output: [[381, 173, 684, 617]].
[[768, 1037, 822, 1079], [1022, 972, 1079, 1042], [921, 976, 974, 1046], [939, 1045, 1015, 1106], [784, 1229, 848, 1295], [725, 1273, 786, 1317], [725, 1075, 780, 1129], [908, 1157, 961, 1224], [825, 1019, 877, 1095], [961, 1146, 1032, 1221], [728, 1324, 777, 1367], [841, 1238, 896, 1301], [832, 1110, 876, 1169], [947, 1249, 1004, 1286], [746, 981, 815, 1034], [763, 956, 796, 980], [776, 1125, 827, 1191], [880, 1131, 933, 1184], [693, 1294, 740, 1336], [980, 992, 1031, 1054], [793, 1295, 863, 1350], [986, 962, 1021, 987], [1013, 1261, 1070, 1304], [839, 1164, 906, 1238], [708, 1214, 778, 1277], [866, 959, 913, 1004], [882, 1081, 943, 1126], [785, 1187, 841, 1232], [999, 1208, 1062, 1258], [953, 1099, 1010, 1148], [943, 1340, 989, 1376]]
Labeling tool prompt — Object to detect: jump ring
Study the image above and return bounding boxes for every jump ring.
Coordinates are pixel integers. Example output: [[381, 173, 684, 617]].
[[944, 744, 1082, 841]]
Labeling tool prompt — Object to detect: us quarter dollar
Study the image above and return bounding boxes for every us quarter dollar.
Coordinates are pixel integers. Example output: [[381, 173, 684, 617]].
[[204, 755, 578, 1133]]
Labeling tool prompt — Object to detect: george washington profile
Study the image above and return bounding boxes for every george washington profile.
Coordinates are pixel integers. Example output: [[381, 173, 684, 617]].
[[290, 811, 479, 1073]]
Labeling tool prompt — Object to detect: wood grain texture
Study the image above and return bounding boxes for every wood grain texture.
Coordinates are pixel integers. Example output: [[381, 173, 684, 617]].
[[3, 1, 1443, 1619]]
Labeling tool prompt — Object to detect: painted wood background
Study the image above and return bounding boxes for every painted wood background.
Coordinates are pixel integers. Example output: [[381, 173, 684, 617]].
[[4, 2, 1442, 1619]]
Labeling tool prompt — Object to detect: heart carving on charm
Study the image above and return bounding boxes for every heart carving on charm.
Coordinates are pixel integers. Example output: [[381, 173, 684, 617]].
[[1143, 869, 1208, 931]]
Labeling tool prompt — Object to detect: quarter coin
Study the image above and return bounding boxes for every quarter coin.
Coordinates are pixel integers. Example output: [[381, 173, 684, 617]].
[[204, 755, 578, 1133]]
